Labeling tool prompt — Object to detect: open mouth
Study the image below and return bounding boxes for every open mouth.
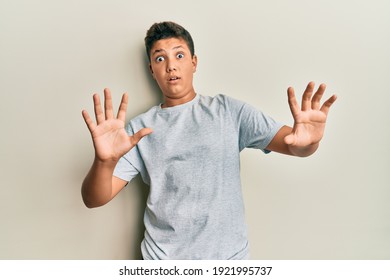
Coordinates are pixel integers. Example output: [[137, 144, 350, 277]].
[[168, 76, 180, 81]]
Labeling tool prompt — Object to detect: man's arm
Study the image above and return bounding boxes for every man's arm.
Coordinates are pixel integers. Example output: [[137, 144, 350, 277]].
[[81, 88, 152, 208], [266, 82, 337, 157], [81, 158, 128, 208]]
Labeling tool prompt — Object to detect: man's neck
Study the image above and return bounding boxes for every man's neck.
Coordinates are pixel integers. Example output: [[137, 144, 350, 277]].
[[161, 90, 196, 108]]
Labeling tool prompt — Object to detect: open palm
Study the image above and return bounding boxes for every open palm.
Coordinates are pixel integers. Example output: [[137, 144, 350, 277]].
[[284, 82, 337, 147], [82, 88, 152, 162]]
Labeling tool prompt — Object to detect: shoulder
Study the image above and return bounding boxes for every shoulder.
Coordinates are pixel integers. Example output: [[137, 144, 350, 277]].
[[199, 94, 245, 110], [124, 105, 160, 133], [131, 104, 161, 122]]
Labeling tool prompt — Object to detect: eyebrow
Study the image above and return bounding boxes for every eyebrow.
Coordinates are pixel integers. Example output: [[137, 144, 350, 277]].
[[152, 45, 185, 56]]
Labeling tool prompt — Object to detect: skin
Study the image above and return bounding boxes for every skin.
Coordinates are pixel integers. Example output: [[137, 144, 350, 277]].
[[81, 90, 152, 208], [149, 37, 198, 108], [267, 82, 337, 157], [81, 37, 337, 208]]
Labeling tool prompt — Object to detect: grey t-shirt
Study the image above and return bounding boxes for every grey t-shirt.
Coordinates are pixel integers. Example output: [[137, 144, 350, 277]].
[[113, 94, 283, 259]]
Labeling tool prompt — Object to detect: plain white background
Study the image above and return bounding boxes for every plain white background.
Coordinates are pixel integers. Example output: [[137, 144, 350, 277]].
[[1, 0, 389, 259]]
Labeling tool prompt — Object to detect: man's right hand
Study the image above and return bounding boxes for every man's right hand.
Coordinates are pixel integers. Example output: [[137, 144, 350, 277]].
[[82, 88, 152, 163]]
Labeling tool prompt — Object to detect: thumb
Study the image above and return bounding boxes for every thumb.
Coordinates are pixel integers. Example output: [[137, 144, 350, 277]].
[[284, 134, 295, 146], [130, 127, 153, 146]]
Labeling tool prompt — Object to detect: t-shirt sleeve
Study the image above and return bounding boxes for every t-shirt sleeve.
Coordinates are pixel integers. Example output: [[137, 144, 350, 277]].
[[223, 95, 283, 153], [113, 152, 140, 182]]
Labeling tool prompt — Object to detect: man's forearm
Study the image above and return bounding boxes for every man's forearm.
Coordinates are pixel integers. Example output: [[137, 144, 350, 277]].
[[81, 158, 117, 208], [266, 126, 320, 157]]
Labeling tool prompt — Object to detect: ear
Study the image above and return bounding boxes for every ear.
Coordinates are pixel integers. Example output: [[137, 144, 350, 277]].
[[192, 55, 198, 73], [149, 64, 156, 79]]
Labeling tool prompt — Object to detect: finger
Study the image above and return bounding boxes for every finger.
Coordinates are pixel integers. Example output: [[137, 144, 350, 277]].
[[93, 94, 105, 125], [129, 128, 153, 146], [104, 88, 114, 120], [82, 110, 96, 132], [284, 133, 296, 145], [116, 93, 128, 122], [301, 81, 315, 111], [320, 94, 337, 115], [311, 83, 326, 110], [287, 86, 300, 118]]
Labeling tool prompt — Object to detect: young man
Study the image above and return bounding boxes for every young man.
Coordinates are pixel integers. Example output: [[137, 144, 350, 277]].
[[81, 22, 337, 259]]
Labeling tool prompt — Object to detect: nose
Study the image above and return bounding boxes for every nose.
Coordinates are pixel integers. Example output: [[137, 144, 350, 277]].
[[166, 59, 176, 72]]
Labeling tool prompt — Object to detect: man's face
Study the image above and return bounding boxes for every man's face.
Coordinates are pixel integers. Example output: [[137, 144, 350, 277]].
[[149, 37, 197, 107]]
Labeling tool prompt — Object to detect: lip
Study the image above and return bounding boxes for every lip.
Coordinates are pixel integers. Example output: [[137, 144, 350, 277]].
[[167, 76, 181, 83]]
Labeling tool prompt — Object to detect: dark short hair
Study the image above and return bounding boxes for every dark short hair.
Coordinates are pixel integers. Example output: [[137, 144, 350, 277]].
[[144, 21, 195, 61]]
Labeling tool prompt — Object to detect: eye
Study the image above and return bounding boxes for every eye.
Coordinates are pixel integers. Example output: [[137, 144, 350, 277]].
[[177, 53, 184, 59], [155, 56, 165, 62]]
